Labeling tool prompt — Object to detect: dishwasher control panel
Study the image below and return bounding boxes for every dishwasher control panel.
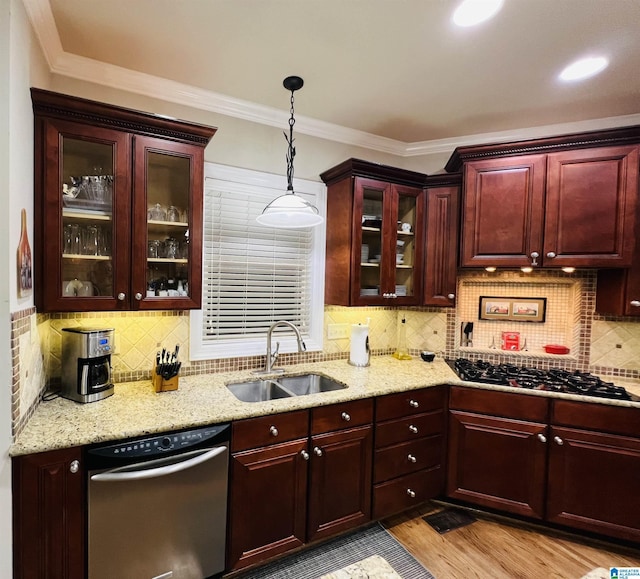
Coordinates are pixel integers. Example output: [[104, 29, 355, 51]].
[[87, 423, 230, 463]]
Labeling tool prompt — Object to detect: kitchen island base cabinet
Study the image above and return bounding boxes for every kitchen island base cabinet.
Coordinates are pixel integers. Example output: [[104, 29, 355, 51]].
[[12, 447, 85, 579]]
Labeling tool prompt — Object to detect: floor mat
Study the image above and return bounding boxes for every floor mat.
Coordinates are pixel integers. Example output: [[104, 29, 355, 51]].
[[422, 508, 477, 534], [232, 523, 435, 579]]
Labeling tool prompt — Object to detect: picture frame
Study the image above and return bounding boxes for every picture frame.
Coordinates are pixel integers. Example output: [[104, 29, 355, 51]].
[[479, 296, 547, 323]]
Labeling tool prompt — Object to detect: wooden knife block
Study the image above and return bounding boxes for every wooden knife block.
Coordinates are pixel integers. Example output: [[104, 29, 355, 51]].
[[152, 364, 179, 393]]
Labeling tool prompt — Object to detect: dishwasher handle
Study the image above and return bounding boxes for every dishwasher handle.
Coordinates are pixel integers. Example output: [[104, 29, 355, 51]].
[[90, 446, 226, 483]]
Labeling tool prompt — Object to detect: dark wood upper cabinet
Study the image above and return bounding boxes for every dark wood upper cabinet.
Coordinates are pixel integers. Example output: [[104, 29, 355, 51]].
[[32, 89, 216, 312], [321, 159, 426, 306], [448, 127, 640, 269], [461, 154, 546, 268], [424, 174, 461, 306]]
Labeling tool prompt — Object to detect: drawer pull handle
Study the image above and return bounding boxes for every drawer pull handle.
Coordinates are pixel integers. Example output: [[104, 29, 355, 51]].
[[407, 454, 417, 463], [341, 412, 351, 422], [406, 488, 416, 498], [69, 460, 80, 474], [408, 425, 418, 434], [554, 436, 564, 446], [314, 446, 323, 457], [409, 399, 419, 408], [269, 426, 279, 437], [537, 433, 547, 443], [300, 450, 310, 461]]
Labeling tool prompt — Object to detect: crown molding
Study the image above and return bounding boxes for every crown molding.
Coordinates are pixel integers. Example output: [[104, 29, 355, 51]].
[[24, 0, 640, 159]]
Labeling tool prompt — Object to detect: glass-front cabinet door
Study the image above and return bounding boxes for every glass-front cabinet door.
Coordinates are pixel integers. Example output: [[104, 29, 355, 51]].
[[352, 178, 424, 305], [132, 136, 203, 310], [41, 119, 131, 311]]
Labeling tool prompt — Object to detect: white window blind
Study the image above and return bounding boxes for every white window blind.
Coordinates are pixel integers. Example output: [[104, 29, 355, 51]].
[[190, 163, 325, 360]]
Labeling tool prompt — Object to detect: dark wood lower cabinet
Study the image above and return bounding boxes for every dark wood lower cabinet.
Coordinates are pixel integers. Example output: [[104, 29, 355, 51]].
[[227, 438, 308, 570], [447, 410, 548, 519], [307, 425, 373, 542], [546, 426, 640, 542], [12, 447, 85, 579]]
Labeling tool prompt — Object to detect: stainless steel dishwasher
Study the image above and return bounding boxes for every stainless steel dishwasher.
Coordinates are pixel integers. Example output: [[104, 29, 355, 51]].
[[87, 423, 230, 579]]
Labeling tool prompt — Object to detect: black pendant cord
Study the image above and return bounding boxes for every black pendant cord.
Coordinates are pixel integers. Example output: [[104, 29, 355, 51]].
[[285, 88, 296, 192], [282, 76, 303, 193]]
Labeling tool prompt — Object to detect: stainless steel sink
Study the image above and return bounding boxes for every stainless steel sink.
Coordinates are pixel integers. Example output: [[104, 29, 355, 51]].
[[226, 373, 347, 402], [276, 374, 347, 396], [226, 380, 293, 403]]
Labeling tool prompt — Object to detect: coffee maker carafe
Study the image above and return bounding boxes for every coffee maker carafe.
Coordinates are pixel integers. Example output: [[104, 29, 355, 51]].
[[61, 328, 114, 403]]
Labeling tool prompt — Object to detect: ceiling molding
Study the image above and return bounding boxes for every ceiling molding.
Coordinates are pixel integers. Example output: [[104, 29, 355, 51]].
[[24, 0, 640, 159]]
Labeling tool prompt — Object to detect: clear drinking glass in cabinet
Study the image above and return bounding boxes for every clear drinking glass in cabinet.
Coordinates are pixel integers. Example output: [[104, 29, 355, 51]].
[[145, 151, 191, 298], [60, 137, 114, 298], [395, 192, 417, 298], [360, 189, 384, 298]]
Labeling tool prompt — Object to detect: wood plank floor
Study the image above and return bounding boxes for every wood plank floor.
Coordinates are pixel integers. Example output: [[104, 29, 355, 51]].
[[383, 502, 640, 579]]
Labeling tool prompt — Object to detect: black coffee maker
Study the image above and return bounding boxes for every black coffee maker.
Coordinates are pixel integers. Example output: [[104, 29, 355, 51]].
[[61, 328, 114, 403]]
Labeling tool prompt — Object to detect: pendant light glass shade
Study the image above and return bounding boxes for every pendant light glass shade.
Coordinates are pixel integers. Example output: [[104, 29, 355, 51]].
[[257, 76, 324, 229], [256, 192, 324, 228]]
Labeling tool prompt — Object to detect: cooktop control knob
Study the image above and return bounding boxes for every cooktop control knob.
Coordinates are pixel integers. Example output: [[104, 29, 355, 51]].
[[160, 436, 172, 449]]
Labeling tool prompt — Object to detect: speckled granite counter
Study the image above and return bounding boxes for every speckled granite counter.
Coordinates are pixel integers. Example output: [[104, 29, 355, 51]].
[[10, 357, 640, 456]]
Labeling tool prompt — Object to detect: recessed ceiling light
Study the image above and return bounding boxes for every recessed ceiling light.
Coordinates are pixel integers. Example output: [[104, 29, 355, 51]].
[[452, 0, 504, 27], [520, 266, 533, 273], [485, 266, 497, 272], [559, 56, 609, 82]]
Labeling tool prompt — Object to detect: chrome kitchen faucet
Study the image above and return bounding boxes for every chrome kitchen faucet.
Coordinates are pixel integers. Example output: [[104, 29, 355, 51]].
[[254, 320, 306, 375]]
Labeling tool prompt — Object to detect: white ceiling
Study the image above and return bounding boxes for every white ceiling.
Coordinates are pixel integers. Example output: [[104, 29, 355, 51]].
[[25, 0, 640, 156]]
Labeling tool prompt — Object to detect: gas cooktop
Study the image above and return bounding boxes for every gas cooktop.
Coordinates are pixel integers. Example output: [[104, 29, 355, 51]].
[[450, 358, 640, 402]]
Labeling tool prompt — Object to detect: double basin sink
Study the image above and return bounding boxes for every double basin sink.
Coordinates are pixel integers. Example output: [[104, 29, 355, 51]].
[[227, 373, 347, 403]]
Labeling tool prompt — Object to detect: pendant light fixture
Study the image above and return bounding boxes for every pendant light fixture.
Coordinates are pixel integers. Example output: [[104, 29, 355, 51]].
[[256, 76, 324, 228]]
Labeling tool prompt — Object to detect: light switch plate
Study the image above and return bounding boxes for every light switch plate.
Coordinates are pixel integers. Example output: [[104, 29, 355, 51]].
[[327, 323, 349, 340]]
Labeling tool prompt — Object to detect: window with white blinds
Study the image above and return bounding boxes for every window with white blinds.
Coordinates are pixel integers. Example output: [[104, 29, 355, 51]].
[[190, 163, 326, 360]]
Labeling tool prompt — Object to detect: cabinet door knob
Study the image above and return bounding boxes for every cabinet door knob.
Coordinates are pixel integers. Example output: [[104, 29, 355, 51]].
[[546, 251, 557, 259], [117, 293, 126, 301], [409, 399, 419, 408], [554, 436, 564, 446], [314, 446, 323, 457], [135, 292, 143, 300], [341, 412, 351, 422], [537, 433, 547, 443], [447, 293, 455, 300], [530, 252, 539, 266], [408, 425, 418, 434], [406, 488, 416, 498], [300, 450, 310, 461], [407, 454, 417, 463], [69, 460, 80, 474], [269, 425, 279, 437], [630, 300, 640, 307], [391, 293, 397, 298]]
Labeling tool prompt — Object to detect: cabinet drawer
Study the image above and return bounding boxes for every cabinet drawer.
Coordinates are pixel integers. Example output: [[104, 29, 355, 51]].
[[449, 386, 549, 422], [376, 386, 446, 422], [375, 410, 444, 448], [374, 435, 443, 483], [373, 467, 443, 520], [311, 398, 373, 434], [552, 399, 640, 438], [232, 410, 309, 452]]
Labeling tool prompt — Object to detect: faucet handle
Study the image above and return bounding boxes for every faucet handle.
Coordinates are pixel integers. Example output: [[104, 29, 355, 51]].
[[271, 341, 280, 362]]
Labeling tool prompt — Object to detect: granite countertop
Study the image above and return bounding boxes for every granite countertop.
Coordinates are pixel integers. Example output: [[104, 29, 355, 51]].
[[10, 357, 640, 457]]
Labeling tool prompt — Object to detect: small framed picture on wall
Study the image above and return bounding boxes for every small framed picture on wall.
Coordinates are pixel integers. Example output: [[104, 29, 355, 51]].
[[479, 296, 546, 323]]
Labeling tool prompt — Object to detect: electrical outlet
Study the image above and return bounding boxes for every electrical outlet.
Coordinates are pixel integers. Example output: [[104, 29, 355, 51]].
[[112, 333, 120, 355], [30, 315, 37, 344], [327, 323, 349, 340]]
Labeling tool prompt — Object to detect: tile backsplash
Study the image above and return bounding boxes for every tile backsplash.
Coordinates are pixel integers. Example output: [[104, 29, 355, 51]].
[[11, 269, 640, 436]]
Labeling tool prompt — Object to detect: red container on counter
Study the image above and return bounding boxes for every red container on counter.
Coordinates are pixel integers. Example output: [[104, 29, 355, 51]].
[[544, 344, 570, 354], [501, 332, 520, 351]]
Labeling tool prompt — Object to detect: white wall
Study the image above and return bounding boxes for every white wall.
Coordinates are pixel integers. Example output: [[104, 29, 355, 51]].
[[3, 0, 51, 574], [0, 0, 12, 574]]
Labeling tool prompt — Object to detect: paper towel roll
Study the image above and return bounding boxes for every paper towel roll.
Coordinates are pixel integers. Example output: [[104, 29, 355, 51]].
[[349, 324, 370, 367]]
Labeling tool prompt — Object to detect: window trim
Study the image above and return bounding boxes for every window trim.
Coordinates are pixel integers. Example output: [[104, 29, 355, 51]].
[[189, 162, 326, 361]]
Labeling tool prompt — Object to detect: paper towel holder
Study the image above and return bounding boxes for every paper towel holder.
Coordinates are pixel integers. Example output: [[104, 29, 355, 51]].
[[348, 323, 371, 367]]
